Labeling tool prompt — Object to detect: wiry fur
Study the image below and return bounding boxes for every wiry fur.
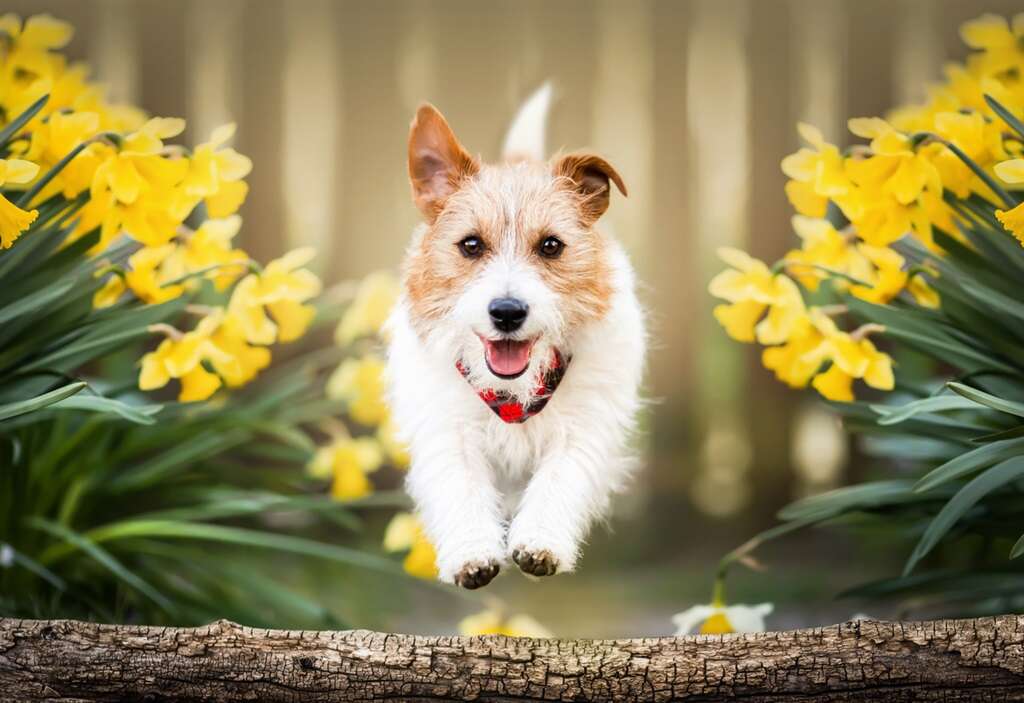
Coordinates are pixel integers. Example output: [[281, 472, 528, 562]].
[[386, 91, 646, 586]]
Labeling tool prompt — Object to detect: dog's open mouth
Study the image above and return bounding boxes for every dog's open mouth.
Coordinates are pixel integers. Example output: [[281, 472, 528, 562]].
[[481, 337, 533, 379]]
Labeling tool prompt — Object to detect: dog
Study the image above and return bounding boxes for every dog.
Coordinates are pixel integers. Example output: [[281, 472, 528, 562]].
[[386, 85, 645, 589]]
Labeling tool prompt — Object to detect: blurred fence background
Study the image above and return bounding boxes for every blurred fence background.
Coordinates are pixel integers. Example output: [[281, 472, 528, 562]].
[[8, 0, 1019, 634]]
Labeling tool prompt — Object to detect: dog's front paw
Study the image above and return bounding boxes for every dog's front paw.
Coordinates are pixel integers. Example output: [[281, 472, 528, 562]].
[[511, 548, 558, 577], [453, 559, 500, 589]]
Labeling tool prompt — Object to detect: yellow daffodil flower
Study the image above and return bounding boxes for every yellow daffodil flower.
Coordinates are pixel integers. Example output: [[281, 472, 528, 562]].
[[124, 244, 184, 304], [0, 158, 40, 248], [709, 248, 807, 345], [784, 215, 873, 292], [226, 247, 321, 345], [672, 600, 773, 635], [781, 123, 850, 199], [92, 272, 126, 309], [335, 271, 400, 345], [458, 608, 553, 638], [179, 123, 252, 218], [807, 311, 894, 402], [383, 512, 438, 580], [138, 312, 235, 402], [994, 159, 1024, 245], [327, 355, 389, 427], [308, 436, 382, 501]]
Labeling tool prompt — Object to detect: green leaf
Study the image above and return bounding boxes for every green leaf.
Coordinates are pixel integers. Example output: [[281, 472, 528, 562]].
[[871, 395, 980, 425], [0, 277, 75, 328], [948, 382, 1024, 419], [48, 519, 403, 576], [904, 456, 1024, 575], [0, 381, 86, 421], [915, 437, 1024, 492], [109, 428, 250, 492], [1011, 533, 1024, 559], [28, 518, 175, 613], [50, 395, 162, 425], [778, 480, 918, 521]]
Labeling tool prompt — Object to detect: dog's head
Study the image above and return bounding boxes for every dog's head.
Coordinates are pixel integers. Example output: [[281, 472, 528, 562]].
[[402, 104, 626, 399]]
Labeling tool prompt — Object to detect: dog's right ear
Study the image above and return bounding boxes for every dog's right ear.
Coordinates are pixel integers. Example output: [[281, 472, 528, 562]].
[[408, 104, 479, 222]]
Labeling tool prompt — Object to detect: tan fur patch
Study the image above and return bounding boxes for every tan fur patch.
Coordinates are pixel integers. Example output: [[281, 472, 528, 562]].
[[404, 160, 615, 332]]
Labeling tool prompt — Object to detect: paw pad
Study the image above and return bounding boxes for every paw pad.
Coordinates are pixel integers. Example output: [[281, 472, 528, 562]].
[[454, 560, 500, 589], [512, 548, 558, 577]]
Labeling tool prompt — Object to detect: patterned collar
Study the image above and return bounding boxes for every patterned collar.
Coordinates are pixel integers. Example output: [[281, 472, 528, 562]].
[[455, 349, 569, 424]]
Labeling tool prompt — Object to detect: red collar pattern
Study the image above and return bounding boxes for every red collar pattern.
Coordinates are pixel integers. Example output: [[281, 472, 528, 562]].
[[456, 349, 569, 424]]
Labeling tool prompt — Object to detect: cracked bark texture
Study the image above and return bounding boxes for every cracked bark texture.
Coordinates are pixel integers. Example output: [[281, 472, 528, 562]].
[[1, 616, 1023, 702]]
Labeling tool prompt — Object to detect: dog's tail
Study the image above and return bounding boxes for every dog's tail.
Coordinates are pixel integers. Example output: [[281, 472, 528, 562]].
[[501, 81, 553, 162]]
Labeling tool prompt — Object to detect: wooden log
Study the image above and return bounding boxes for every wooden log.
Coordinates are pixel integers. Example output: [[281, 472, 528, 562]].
[[1, 615, 1023, 701]]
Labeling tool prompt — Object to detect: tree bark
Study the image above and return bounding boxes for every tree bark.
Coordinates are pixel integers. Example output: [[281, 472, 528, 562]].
[[1, 616, 1023, 702]]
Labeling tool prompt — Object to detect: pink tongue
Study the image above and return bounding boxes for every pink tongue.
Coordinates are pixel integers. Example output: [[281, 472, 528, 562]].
[[484, 339, 532, 376]]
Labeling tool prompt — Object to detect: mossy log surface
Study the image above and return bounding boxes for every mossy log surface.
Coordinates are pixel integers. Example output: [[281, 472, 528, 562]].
[[1, 615, 1023, 701]]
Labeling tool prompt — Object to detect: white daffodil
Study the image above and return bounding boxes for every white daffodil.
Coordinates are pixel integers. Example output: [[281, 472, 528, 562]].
[[672, 601, 774, 635]]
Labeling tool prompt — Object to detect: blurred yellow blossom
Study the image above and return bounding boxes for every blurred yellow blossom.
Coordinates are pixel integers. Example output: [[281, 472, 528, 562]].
[[124, 244, 184, 304], [92, 271, 125, 308], [458, 607, 553, 638], [672, 600, 773, 635], [335, 270, 399, 345], [179, 123, 252, 216], [308, 436, 382, 501], [327, 355, 388, 426], [383, 512, 438, 580]]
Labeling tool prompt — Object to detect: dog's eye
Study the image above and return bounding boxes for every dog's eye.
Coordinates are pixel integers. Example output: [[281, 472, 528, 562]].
[[539, 236, 564, 259], [458, 235, 484, 259]]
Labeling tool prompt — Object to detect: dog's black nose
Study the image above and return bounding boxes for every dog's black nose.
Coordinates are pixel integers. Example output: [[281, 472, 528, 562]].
[[489, 297, 529, 332]]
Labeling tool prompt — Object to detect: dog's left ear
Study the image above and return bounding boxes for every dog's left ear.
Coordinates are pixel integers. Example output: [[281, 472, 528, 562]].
[[552, 152, 628, 224], [408, 104, 480, 222]]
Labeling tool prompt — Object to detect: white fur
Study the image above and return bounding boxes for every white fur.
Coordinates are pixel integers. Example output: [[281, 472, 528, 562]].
[[501, 82, 553, 162], [386, 240, 644, 583], [386, 88, 645, 584]]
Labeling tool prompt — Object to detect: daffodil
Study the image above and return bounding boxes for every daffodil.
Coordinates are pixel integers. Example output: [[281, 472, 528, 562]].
[[383, 512, 438, 580], [335, 271, 400, 345], [672, 601, 773, 635], [0, 158, 40, 248], [92, 272, 125, 308], [709, 248, 807, 345], [848, 244, 908, 304], [169, 215, 249, 291], [178, 123, 252, 219], [807, 311, 894, 402], [458, 607, 553, 638], [994, 159, 1024, 245], [784, 215, 872, 292], [138, 312, 235, 403], [308, 436, 382, 501], [123, 244, 184, 304], [781, 123, 850, 200], [226, 247, 321, 345], [327, 355, 389, 426]]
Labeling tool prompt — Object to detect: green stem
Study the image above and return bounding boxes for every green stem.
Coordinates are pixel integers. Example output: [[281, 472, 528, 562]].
[[918, 132, 1016, 209], [0, 94, 48, 149]]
